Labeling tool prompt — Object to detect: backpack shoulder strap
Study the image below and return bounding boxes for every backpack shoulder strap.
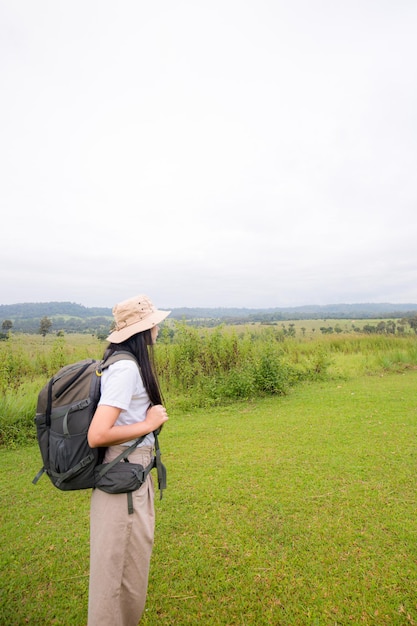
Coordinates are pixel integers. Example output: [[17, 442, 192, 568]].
[[99, 350, 138, 372], [154, 431, 167, 499]]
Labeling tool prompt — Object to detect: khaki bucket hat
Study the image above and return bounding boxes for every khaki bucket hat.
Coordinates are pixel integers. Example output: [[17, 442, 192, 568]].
[[106, 294, 171, 344]]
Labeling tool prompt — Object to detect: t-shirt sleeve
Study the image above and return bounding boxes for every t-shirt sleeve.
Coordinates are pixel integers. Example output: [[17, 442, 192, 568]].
[[98, 360, 139, 411]]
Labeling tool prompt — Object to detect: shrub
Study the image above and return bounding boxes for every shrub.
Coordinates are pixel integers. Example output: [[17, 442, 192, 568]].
[[254, 350, 290, 395]]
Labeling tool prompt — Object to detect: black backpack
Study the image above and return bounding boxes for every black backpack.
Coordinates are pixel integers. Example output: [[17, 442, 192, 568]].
[[32, 352, 166, 497]]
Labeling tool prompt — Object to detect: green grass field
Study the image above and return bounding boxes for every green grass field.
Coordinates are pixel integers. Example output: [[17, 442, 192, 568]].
[[1, 369, 417, 625]]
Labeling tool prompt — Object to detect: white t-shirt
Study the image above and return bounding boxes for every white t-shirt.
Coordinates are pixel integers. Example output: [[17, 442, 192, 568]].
[[98, 359, 155, 447]]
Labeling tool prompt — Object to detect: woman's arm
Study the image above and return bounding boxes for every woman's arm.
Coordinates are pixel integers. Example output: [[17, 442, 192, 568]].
[[87, 404, 168, 448]]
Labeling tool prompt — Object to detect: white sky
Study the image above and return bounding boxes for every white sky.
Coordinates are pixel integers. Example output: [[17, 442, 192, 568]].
[[1, 0, 417, 309]]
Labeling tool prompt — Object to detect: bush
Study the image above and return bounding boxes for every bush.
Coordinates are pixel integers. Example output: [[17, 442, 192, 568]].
[[254, 351, 290, 395]]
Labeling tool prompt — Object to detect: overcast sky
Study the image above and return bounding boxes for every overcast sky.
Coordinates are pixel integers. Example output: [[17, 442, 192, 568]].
[[1, 1, 416, 309]]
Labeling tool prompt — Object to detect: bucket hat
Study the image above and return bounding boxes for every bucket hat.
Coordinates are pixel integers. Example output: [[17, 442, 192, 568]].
[[106, 294, 171, 344]]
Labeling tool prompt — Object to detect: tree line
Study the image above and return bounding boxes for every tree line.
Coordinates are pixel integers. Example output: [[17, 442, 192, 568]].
[[3, 314, 417, 341]]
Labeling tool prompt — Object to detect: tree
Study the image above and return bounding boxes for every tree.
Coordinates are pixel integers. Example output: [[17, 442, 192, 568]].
[[39, 316, 52, 337], [2, 319, 13, 332], [376, 321, 386, 334], [288, 323, 296, 337], [407, 315, 417, 333]]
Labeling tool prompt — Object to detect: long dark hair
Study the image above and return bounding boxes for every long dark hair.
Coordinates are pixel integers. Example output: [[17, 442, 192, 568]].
[[104, 329, 163, 406]]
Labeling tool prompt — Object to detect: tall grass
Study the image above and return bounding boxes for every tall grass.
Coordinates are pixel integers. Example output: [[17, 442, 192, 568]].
[[1, 328, 417, 446]]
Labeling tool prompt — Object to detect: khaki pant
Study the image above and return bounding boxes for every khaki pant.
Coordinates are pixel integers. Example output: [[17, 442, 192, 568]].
[[88, 445, 155, 626]]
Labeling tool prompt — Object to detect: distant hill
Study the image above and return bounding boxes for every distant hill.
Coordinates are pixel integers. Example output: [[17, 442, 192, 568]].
[[0, 302, 111, 319], [171, 302, 417, 319], [0, 302, 113, 334], [1, 301, 417, 334]]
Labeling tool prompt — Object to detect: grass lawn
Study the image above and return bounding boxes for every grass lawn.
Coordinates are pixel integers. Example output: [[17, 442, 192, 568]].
[[1, 370, 417, 625]]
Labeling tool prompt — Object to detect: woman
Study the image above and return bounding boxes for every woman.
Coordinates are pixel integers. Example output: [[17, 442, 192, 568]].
[[87, 294, 170, 626]]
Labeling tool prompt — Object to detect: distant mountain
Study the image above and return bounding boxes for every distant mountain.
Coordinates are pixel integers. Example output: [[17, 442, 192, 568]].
[[1, 301, 417, 334], [170, 303, 417, 325], [0, 302, 113, 334], [0, 301, 111, 319]]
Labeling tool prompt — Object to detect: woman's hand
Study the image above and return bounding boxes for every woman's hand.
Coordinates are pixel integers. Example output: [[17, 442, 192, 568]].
[[145, 404, 169, 432]]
